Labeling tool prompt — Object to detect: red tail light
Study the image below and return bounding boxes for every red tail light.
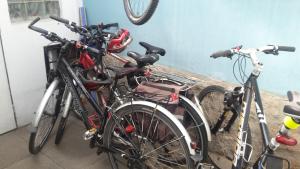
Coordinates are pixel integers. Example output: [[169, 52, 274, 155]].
[[169, 93, 179, 102], [190, 142, 197, 149], [125, 125, 135, 133], [276, 135, 297, 146]]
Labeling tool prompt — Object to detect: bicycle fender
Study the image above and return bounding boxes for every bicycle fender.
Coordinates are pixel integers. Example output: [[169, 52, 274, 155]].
[[180, 95, 212, 141], [31, 78, 61, 130], [114, 100, 196, 155]]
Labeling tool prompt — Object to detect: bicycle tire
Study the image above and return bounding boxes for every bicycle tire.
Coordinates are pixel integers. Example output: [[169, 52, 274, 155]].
[[103, 103, 194, 169], [29, 85, 63, 154], [198, 85, 252, 169], [123, 0, 159, 25], [178, 96, 208, 162], [54, 115, 68, 145]]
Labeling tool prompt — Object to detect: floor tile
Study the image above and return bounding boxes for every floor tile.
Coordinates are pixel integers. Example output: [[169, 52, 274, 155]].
[[4, 154, 63, 169], [42, 120, 99, 169], [0, 132, 29, 169], [84, 154, 111, 169]]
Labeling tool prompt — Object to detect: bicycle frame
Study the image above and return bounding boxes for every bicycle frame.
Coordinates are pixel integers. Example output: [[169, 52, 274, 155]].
[[231, 72, 277, 169]]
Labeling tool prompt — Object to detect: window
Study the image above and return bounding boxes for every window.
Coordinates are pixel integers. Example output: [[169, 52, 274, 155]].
[[8, 0, 60, 22]]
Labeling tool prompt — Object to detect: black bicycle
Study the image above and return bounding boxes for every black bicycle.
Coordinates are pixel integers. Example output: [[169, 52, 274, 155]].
[[47, 16, 211, 167], [199, 45, 296, 169], [123, 0, 159, 25], [28, 17, 198, 169]]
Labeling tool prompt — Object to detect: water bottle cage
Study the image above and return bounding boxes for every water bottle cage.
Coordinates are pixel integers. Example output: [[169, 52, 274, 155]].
[[239, 131, 253, 163]]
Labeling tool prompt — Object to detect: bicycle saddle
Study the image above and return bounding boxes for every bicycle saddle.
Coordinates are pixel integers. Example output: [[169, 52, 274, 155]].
[[283, 91, 300, 118], [139, 42, 166, 56], [127, 51, 159, 66]]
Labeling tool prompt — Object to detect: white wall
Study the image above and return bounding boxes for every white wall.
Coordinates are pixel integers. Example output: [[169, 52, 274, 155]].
[[0, 29, 16, 134], [0, 0, 82, 126]]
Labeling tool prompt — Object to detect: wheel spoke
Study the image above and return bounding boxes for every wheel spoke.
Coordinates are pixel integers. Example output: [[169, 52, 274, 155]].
[[142, 136, 184, 157]]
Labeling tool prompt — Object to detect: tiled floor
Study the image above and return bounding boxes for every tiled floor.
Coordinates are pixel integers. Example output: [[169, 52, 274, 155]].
[[0, 116, 110, 169]]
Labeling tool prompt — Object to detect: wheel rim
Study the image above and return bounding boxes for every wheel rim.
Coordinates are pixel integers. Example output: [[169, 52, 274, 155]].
[[128, 0, 152, 18], [34, 90, 59, 148], [108, 109, 190, 169]]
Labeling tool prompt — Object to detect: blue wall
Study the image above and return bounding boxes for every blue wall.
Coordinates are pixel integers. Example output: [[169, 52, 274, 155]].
[[84, 0, 300, 95]]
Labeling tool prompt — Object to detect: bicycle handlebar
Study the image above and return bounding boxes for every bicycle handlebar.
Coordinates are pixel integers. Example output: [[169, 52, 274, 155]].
[[28, 17, 49, 35], [211, 45, 296, 59], [50, 15, 69, 25], [210, 44, 296, 75], [28, 17, 101, 56]]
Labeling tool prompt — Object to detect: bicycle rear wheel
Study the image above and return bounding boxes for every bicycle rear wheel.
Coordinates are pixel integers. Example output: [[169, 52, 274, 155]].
[[103, 102, 194, 169], [198, 85, 251, 169], [29, 84, 63, 154], [123, 0, 159, 25]]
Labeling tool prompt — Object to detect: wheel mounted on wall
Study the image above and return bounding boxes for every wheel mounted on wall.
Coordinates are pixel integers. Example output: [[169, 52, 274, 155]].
[[123, 0, 159, 25]]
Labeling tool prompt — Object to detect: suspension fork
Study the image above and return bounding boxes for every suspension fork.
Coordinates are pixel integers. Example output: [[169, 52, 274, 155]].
[[211, 93, 241, 134], [224, 108, 239, 131]]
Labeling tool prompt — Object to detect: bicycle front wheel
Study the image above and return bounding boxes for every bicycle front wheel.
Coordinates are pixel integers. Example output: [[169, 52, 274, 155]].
[[29, 83, 63, 154], [123, 0, 159, 25], [198, 85, 251, 169], [103, 102, 194, 169]]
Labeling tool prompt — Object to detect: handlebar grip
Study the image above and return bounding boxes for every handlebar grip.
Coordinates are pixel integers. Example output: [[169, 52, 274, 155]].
[[102, 23, 119, 29], [28, 17, 40, 27], [210, 50, 233, 58], [86, 46, 101, 55], [28, 17, 48, 35], [50, 15, 69, 24], [278, 46, 296, 52]]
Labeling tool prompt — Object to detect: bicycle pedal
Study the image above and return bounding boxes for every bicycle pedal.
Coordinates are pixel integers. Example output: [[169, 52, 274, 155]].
[[83, 128, 97, 140]]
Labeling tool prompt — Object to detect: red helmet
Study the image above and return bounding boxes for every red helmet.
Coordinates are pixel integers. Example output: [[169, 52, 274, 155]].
[[107, 29, 132, 53]]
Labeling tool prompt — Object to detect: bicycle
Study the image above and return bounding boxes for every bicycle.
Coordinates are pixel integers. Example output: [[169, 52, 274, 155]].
[[28, 17, 198, 169], [46, 16, 213, 167], [198, 45, 296, 169], [123, 0, 159, 25]]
